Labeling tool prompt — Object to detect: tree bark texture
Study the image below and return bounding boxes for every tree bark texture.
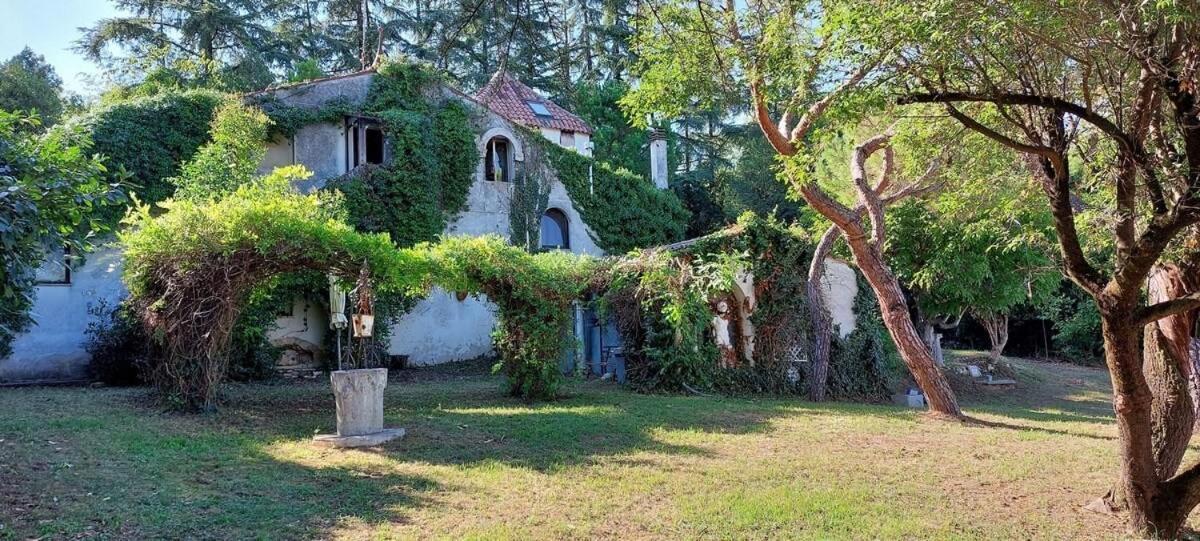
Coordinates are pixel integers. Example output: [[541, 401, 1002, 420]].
[[806, 225, 839, 401]]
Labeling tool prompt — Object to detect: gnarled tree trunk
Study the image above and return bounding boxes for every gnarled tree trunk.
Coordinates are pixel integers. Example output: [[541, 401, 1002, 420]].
[[1144, 265, 1198, 481], [975, 312, 1009, 362]]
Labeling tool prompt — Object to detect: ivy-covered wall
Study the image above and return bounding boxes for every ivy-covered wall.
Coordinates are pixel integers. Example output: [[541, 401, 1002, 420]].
[[69, 89, 226, 212], [529, 131, 691, 253], [602, 213, 900, 399]]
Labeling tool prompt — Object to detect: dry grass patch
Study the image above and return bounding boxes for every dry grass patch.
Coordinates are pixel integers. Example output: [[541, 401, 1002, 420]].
[[0, 354, 1190, 539]]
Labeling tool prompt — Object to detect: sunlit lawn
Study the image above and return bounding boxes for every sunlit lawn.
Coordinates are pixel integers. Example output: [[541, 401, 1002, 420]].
[[1, 354, 1189, 539]]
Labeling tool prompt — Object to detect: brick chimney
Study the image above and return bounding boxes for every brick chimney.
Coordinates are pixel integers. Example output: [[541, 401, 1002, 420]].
[[649, 128, 668, 189]]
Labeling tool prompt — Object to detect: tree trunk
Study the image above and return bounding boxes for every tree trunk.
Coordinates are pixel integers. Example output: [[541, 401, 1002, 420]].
[[1101, 310, 1163, 535], [1143, 265, 1197, 482], [806, 225, 839, 401], [976, 312, 1009, 362], [845, 240, 961, 417]]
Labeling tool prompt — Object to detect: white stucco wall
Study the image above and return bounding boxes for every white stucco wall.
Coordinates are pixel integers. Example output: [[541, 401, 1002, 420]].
[[267, 297, 328, 348], [1, 246, 125, 383], [6, 72, 623, 380], [821, 259, 859, 338], [387, 113, 603, 364]]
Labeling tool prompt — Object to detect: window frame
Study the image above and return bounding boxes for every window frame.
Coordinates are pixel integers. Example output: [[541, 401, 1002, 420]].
[[35, 245, 72, 286], [539, 208, 570, 251], [345, 116, 386, 171], [484, 136, 513, 183]]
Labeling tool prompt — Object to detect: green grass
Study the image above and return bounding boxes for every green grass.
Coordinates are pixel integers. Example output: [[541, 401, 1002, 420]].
[[0, 354, 1190, 539]]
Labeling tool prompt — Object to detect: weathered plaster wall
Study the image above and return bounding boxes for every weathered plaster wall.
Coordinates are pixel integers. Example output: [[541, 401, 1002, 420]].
[[387, 105, 602, 363], [821, 259, 858, 338], [266, 72, 373, 109], [292, 122, 347, 187], [387, 289, 498, 365], [0, 246, 125, 383]]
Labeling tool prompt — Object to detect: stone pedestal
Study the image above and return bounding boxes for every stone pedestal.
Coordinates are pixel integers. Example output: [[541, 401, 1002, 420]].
[[313, 368, 405, 448]]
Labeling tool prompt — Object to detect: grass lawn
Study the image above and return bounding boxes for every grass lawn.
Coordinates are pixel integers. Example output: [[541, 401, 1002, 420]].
[[1, 353, 1193, 540]]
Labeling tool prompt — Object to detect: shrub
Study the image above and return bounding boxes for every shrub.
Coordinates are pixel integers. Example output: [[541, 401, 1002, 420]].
[[84, 299, 150, 386], [415, 235, 599, 400], [0, 111, 123, 358], [121, 169, 419, 410], [602, 213, 897, 400]]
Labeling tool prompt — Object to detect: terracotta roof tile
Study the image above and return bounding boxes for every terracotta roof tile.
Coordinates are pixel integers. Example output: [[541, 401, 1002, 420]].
[[474, 71, 593, 134]]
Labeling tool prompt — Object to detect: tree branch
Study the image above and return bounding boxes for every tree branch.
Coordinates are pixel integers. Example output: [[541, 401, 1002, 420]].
[[1136, 291, 1200, 327]]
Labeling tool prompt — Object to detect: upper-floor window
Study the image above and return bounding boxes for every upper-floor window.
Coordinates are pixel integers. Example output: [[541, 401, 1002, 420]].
[[347, 117, 385, 170], [485, 136, 512, 182], [559, 130, 575, 149], [540, 209, 570, 250], [527, 101, 553, 119]]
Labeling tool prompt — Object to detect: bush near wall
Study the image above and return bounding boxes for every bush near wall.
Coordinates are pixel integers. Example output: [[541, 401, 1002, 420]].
[[603, 213, 899, 399]]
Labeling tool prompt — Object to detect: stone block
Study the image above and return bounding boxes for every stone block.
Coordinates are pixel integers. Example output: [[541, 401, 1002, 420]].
[[331, 368, 387, 436], [313, 428, 406, 449]]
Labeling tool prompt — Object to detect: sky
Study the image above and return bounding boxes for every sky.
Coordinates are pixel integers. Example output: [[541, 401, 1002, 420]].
[[0, 0, 123, 96]]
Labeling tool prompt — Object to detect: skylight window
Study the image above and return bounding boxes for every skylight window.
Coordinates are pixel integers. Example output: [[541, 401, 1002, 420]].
[[527, 101, 553, 118]]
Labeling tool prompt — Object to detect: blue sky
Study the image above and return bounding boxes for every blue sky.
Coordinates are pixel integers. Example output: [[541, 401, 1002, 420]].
[[0, 0, 123, 95]]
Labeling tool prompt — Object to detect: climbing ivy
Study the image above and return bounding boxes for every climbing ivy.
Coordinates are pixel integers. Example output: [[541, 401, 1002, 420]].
[[415, 235, 600, 400], [311, 61, 479, 248], [602, 213, 897, 399], [523, 130, 690, 253], [69, 89, 225, 215], [509, 143, 552, 251]]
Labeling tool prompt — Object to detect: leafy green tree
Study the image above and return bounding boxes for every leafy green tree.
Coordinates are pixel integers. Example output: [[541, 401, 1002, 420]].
[[0, 48, 65, 128], [573, 79, 646, 175], [77, 0, 286, 92], [887, 178, 1059, 362], [0, 112, 124, 357], [621, 0, 965, 415], [895, 1, 1200, 533]]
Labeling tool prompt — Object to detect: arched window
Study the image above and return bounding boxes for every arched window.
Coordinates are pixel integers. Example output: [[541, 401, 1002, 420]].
[[484, 136, 511, 182], [540, 209, 570, 250]]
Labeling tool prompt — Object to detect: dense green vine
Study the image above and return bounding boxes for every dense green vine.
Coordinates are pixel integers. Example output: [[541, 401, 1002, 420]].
[[524, 130, 690, 253], [509, 143, 552, 251], [303, 62, 480, 248], [602, 213, 897, 399], [69, 89, 224, 218]]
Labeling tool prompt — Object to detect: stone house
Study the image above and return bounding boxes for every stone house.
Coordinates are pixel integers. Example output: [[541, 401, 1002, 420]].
[[0, 68, 650, 382], [252, 68, 616, 372], [0, 68, 859, 384]]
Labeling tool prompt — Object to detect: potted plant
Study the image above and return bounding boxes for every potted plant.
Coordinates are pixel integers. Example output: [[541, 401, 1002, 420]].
[[314, 269, 404, 448]]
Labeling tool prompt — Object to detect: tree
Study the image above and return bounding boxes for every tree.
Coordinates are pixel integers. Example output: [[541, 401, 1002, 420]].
[[77, 0, 286, 92], [897, 1, 1200, 535], [622, 0, 964, 416], [0, 48, 65, 127], [0, 111, 124, 357], [888, 172, 1059, 363]]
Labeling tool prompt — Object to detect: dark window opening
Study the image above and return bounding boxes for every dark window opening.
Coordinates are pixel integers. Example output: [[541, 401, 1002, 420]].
[[485, 137, 511, 182], [347, 118, 385, 170], [540, 208, 569, 250], [365, 127, 384, 164]]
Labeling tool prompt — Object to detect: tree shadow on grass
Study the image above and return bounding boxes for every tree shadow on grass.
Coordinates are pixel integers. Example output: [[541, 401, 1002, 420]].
[[215, 376, 804, 472], [0, 388, 442, 540]]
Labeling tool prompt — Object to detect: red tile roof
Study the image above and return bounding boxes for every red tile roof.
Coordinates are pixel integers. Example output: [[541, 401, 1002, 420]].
[[474, 71, 592, 134]]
